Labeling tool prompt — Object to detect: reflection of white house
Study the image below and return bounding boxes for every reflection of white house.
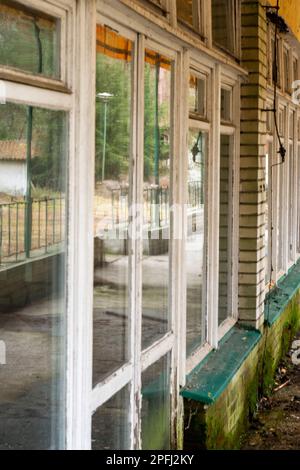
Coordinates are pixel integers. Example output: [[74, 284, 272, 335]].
[[0, 140, 35, 196]]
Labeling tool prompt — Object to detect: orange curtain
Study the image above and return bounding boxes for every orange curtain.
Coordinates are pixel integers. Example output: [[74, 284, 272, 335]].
[[96, 25, 171, 70]]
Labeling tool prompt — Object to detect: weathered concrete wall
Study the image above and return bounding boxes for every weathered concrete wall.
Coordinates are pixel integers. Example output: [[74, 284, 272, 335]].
[[0, 254, 64, 312]]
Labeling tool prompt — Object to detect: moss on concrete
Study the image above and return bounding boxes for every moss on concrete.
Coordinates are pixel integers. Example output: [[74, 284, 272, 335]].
[[183, 289, 300, 450]]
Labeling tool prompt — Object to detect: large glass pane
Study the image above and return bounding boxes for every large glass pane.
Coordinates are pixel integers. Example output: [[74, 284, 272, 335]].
[[0, 102, 67, 449], [177, 0, 199, 31], [289, 144, 293, 261], [265, 142, 271, 285], [212, 0, 235, 54], [141, 354, 171, 450], [186, 129, 206, 355], [92, 385, 131, 450], [93, 25, 133, 384], [221, 88, 232, 123], [142, 50, 172, 349], [189, 74, 206, 117], [297, 145, 300, 253], [218, 134, 232, 325], [0, 1, 60, 79]]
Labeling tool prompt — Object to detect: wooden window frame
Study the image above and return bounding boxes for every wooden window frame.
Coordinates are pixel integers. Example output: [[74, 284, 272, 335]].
[[0, 0, 244, 450], [211, 0, 241, 60], [0, 0, 74, 92]]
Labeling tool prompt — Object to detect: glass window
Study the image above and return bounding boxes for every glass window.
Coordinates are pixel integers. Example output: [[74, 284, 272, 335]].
[[277, 155, 284, 272], [92, 385, 131, 450], [278, 108, 284, 136], [283, 49, 290, 93], [141, 354, 171, 450], [265, 142, 271, 285], [289, 142, 294, 262], [293, 57, 298, 84], [189, 73, 206, 117], [266, 106, 273, 134], [219, 134, 233, 325], [212, 0, 236, 55], [271, 38, 281, 87], [0, 1, 60, 79], [177, 0, 201, 31], [297, 145, 300, 253], [93, 25, 133, 384], [289, 111, 294, 140], [221, 88, 232, 122], [142, 49, 172, 350], [0, 102, 68, 450], [186, 129, 206, 354]]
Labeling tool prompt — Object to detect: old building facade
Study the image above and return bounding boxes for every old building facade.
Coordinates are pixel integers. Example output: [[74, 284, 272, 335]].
[[0, 0, 300, 450]]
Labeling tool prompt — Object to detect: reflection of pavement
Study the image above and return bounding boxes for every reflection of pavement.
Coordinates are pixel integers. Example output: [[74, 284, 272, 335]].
[[93, 253, 170, 383], [0, 298, 64, 450], [186, 233, 204, 354], [93, 233, 204, 380]]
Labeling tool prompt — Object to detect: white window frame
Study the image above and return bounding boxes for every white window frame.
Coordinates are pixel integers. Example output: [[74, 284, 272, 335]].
[[0, 0, 79, 451], [185, 62, 240, 373], [211, 0, 241, 59], [0, 0, 245, 452], [287, 107, 298, 265], [0, 0, 75, 91], [218, 72, 239, 339], [88, 5, 182, 450], [0, 62, 74, 452]]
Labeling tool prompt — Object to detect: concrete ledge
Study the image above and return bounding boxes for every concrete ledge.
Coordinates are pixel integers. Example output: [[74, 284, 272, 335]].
[[181, 326, 261, 405], [266, 259, 300, 326]]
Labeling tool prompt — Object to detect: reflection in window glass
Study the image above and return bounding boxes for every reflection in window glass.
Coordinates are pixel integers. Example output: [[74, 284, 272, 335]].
[[283, 49, 290, 93], [271, 38, 281, 86], [221, 88, 232, 122], [0, 1, 60, 78], [93, 25, 133, 384], [289, 143, 294, 262], [92, 385, 131, 450], [212, 0, 235, 54], [176, 0, 197, 29], [277, 154, 284, 271], [189, 74, 206, 117], [186, 129, 206, 355], [293, 58, 298, 84], [142, 50, 172, 350], [219, 135, 232, 325], [0, 102, 67, 449], [297, 145, 300, 253], [141, 354, 171, 450], [265, 143, 271, 285], [289, 112, 294, 140]]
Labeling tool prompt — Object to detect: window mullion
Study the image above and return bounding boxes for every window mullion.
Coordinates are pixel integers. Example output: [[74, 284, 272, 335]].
[[231, 81, 240, 319], [283, 104, 290, 271], [178, 50, 190, 387], [68, 0, 96, 450], [207, 63, 220, 349], [131, 33, 145, 450]]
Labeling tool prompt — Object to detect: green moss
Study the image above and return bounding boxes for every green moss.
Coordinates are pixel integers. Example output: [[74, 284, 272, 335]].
[[182, 291, 300, 450], [247, 372, 259, 418]]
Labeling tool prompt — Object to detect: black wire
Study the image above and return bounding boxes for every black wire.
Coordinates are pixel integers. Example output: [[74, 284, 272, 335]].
[[259, 0, 284, 397], [272, 0, 286, 165]]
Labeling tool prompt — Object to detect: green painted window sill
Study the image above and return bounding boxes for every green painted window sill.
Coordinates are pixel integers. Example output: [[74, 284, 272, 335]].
[[181, 326, 261, 404], [265, 259, 300, 326]]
